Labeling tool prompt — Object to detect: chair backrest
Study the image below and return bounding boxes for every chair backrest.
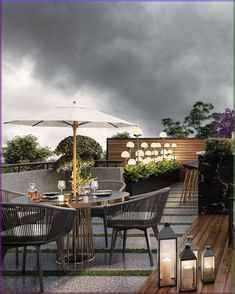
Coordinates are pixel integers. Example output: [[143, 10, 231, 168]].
[[91, 167, 124, 181], [1, 189, 26, 203], [98, 180, 126, 191], [105, 187, 170, 227], [1, 203, 76, 246]]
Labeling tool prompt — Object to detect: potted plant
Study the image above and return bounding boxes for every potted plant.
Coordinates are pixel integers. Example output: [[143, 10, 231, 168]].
[[53, 135, 103, 189], [124, 160, 180, 195]]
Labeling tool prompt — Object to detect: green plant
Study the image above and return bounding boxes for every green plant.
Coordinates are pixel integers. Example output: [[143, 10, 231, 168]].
[[54, 135, 103, 170], [205, 138, 232, 157], [111, 131, 131, 139], [124, 160, 180, 182]]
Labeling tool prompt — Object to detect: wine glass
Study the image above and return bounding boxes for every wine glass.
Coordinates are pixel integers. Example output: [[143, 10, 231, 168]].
[[91, 180, 99, 199], [57, 180, 66, 195]]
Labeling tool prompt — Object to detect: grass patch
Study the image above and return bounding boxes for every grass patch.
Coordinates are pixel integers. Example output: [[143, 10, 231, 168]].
[[8, 248, 158, 254], [2, 269, 152, 277]]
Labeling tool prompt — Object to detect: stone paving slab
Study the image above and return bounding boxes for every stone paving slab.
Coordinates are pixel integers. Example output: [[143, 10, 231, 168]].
[[2, 276, 147, 293]]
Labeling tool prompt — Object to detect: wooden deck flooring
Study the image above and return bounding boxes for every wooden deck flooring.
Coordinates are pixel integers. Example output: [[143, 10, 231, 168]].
[[138, 215, 232, 293]]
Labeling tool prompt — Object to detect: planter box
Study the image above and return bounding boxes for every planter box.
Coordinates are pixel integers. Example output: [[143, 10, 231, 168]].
[[125, 169, 180, 196], [198, 155, 233, 215]]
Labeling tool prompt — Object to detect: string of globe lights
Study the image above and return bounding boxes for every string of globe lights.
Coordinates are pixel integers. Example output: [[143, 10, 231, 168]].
[[121, 127, 177, 166]]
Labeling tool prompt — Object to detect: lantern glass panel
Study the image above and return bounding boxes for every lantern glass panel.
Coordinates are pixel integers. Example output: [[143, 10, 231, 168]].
[[180, 260, 197, 291], [202, 256, 215, 282], [159, 239, 176, 286]]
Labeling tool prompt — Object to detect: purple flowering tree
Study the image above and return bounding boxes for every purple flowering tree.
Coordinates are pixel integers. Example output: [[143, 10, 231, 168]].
[[214, 108, 234, 138]]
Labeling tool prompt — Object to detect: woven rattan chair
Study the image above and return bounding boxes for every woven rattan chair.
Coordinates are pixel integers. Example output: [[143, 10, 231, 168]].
[[91, 180, 126, 248], [104, 187, 170, 266], [1, 203, 76, 292]]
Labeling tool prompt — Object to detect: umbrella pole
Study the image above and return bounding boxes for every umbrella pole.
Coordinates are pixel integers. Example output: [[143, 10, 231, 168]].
[[72, 122, 78, 200]]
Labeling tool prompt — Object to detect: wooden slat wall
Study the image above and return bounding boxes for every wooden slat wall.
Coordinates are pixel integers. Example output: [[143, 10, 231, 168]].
[[107, 138, 205, 180]]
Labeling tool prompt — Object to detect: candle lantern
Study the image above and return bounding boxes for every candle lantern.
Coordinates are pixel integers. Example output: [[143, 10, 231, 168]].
[[179, 245, 197, 292], [186, 236, 198, 259], [201, 246, 215, 283], [158, 223, 177, 287]]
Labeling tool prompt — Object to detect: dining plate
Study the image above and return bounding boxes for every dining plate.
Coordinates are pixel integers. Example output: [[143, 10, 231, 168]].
[[95, 190, 112, 196], [41, 192, 59, 200]]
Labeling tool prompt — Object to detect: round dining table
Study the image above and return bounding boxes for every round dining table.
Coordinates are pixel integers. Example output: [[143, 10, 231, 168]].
[[12, 191, 129, 264]]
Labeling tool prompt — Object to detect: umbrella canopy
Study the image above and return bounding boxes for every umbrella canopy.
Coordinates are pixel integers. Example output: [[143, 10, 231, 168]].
[[4, 101, 136, 198]]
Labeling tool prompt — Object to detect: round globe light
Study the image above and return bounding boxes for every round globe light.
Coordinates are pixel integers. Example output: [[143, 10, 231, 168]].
[[146, 157, 152, 163], [159, 132, 167, 139], [128, 159, 136, 166], [161, 149, 168, 155], [156, 156, 163, 162], [171, 143, 177, 148], [156, 143, 161, 148], [126, 141, 135, 148], [141, 142, 148, 149], [145, 150, 152, 156], [152, 150, 158, 156], [133, 127, 143, 137], [135, 150, 145, 157], [164, 143, 170, 148], [151, 142, 157, 148], [121, 151, 130, 159], [167, 149, 173, 154], [136, 157, 143, 162], [167, 155, 174, 160]]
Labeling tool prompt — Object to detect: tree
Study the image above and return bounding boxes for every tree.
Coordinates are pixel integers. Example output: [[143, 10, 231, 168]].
[[161, 118, 192, 138], [111, 131, 131, 139], [54, 135, 103, 170], [161, 101, 219, 139], [4, 135, 53, 164], [213, 108, 233, 138], [184, 101, 218, 138]]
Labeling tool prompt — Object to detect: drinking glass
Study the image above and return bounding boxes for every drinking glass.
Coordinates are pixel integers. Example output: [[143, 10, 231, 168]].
[[91, 180, 99, 199], [57, 180, 66, 195]]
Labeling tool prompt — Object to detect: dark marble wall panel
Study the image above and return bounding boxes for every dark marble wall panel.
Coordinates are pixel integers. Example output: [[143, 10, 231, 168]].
[[198, 155, 233, 215]]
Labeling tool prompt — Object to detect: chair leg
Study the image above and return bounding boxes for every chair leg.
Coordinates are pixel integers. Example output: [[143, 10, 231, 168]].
[[56, 238, 66, 273], [36, 246, 44, 292], [109, 228, 119, 265], [152, 226, 159, 240], [103, 217, 108, 248], [15, 247, 19, 268], [22, 246, 27, 273], [122, 230, 127, 254], [2, 247, 8, 265], [144, 228, 153, 266]]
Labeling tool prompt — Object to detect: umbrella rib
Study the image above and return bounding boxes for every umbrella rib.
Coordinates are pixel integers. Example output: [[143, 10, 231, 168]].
[[78, 121, 89, 126], [32, 121, 44, 127], [60, 121, 73, 126], [108, 122, 119, 128]]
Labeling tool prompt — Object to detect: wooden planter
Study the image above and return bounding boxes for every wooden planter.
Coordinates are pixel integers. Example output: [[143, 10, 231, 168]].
[[125, 169, 180, 196], [198, 155, 233, 215]]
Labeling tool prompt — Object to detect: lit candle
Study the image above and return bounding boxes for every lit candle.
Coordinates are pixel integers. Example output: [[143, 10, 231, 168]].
[[204, 264, 214, 280], [182, 265, 194, 289], [161, 257, 171, 284]]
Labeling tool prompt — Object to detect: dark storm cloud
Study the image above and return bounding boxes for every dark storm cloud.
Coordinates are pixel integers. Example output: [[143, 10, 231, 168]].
[[3, 2, 233, 135]]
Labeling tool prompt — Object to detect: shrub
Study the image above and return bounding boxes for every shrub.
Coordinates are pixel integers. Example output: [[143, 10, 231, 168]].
[[124, 160, 180, 182], [205, 138, 232, 157]]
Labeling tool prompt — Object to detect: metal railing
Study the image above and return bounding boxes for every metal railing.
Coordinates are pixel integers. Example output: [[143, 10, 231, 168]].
[[1, 160, 123, 173]]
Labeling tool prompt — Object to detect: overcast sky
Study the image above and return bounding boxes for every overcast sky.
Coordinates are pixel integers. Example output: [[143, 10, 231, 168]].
[[2, 2, 233, 151]]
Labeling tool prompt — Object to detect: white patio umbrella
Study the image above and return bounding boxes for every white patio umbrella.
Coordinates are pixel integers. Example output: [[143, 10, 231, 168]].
[[4, 101, 136, 198]]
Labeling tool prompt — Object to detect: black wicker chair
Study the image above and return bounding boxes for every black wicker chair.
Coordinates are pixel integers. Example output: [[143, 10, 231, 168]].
[[91, 180, 126, 248], [104, 187, 170, 266], [1, 203, 76, 292]]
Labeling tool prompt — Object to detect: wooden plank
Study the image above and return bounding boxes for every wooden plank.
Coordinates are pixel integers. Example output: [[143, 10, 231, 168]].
[[212, 242, 232, 293], [138, 215, 230, 294]]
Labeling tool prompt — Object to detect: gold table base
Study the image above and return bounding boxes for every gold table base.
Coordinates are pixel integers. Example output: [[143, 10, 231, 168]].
[[65, 207, 94, 264]]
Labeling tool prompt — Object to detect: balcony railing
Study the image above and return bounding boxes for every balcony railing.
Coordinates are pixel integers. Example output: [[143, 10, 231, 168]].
[[1, 160, 123, 173]]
